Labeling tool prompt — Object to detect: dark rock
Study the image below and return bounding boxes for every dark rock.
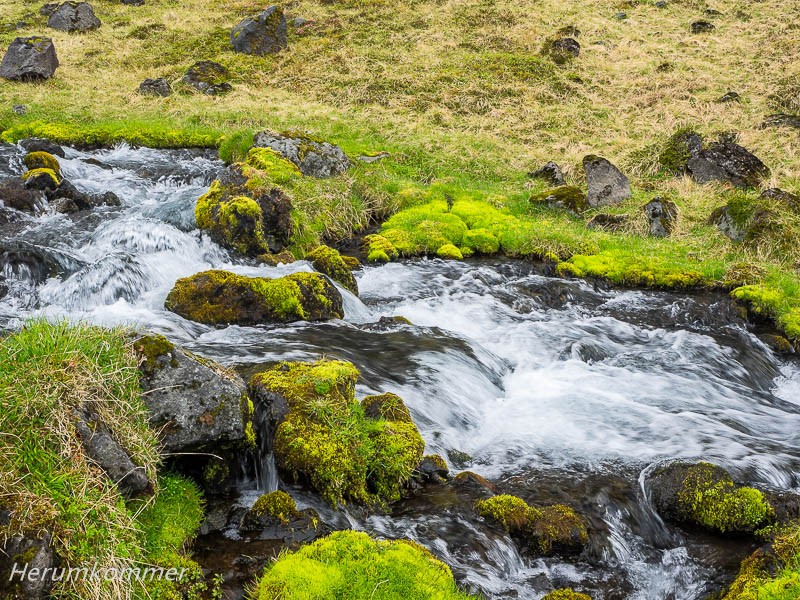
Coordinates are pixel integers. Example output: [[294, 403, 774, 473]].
[[659, 129, 703, 174], [557, 25, 581, 37], [24, 170, 59, 194], [12, 104, 27, 115], [252, 130, 350, 178], [447, 449, 473, 469], [231, 5, 287, 56], [134, 334, 253, 454], [417, 454, 450, 483], [614, 12, 627, 20], [0, 37, 59, 81], [583, 155, 632, 207], [656, 62, 673, 72], [138, 77, 171, 96], [0, 532, 56, 599], [0, 177, 46, 214], [529, 161, 566, 186], [704, 8, 722, 16], [691, 20, 715, 33], [50, 178, 92, 210], [587, 213, 630, 231], [239, 491, 329, 543], [548, 37, 580, 63], [47, 1, 101, 32], [759, 334, 794, 355], [654, 1, 667, 7], [40, 3, 59, 15], [450, 471, 498, 499], [50, 196, 79, 214], [182, 60, 232, 95], [760, 187, 799, 211], [121, 0, 145, 5], [73, 408, 151, 497], [761, 113, 800, 130], [708, 206, 745, 242], [716, 91, 740, 103], [90, 190, 121, 207], [687, 141, 770, 188], [643, 197, 679, 237], [19, 138, 65, 157]]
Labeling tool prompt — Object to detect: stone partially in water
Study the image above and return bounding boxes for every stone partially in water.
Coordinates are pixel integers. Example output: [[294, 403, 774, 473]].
[[165, 270, 344, 326], [239, 491, 329, 543], [307, 245, 358, 295]]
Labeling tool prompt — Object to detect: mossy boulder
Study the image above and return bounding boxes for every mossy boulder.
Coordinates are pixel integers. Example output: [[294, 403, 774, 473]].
[[476, 494, 588, 556], [530, 185, 589, 214], [647, 461, 774, 535], [643, 197, 679, 237], [659, 128, 703, 174], [451, 471, 498, 499], [252, 129, 350, 178], [23, 151, 60, 176], [307, 245, 359, 295], [436, 243, 463, 260], [543, 590, 592, 600], [417, 454, 450, 483], [22, 168, 60, 191], [231, 5, 288, 56], [182, 60, 232, 95], [462, 228, 500, 254], [362, 233, 398, 262], [165, 270, 344, 326], [239, 490, 328, 543], [250, 360, 425, 505]]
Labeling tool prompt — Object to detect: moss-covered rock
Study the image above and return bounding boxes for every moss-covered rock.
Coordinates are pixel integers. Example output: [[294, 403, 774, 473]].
[[530, 185, 589, 214], [240, 490, 329, 544], [659, 128, 703, 174], [250, 361, 425, 506], [259, 250, 296, 266], [182, 60, 232, 95], [648, 461, 774, 535], [451, 471, 498, 498], [543, 590, 592, 600], [417, 454, 450, 483], [341, 255, 360, 270], [23, 151, 60, 176], [22, 167, 60, 191], [307, 245, 359, 295], [436, 243, 463, 260], [462, 228, 500, 254], [165, 270, 344, 326], [476, 494, 588, 556], [251, 129, 350, 178], [362, 233, 399, 262]]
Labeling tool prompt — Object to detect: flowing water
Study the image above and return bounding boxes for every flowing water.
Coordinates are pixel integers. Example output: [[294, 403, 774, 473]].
[[2, 144, 799, 599]]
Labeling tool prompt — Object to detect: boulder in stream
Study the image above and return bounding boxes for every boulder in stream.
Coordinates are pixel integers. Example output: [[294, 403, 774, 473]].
[[165, 270, 344, 326], [306, 245, 358, 295], [239, 491, 329, 543]]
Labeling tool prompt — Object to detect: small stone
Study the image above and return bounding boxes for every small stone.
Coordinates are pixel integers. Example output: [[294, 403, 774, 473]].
[[557, 25, 581, 37], [583, 155, 632, 208], [292, 17, 307, 28], [47, 1, 101, 32], [138, 77, 171, 97], [529, 161, 566, 186], [716, 91, 740, 103], [614, 12, 627, 20], [182, 60, 232, 95], [656, 62, 674, 72], [760, 188, 799, 211], [19, 137, 65, 157], [121, 0, 145, 5], [691, 20, 715, 33], [0, 37, 59, 81], [708, 206, 745, 242], [643, 197, 679, 237], [356, 151, 389, 163], [12, 104, 26, 115], [654, 1, 667, 7], [761, 113, 800, 130], [704, 8, 722, 16], [548, 37, 580, 63], [231, 5, 288, 56]]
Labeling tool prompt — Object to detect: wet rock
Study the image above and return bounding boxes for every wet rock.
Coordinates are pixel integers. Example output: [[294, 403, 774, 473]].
[[583, 155, 632, 208], [23, 169, 60, 194], [451, 471, 498, 498], [416, 454, 450, 483], [47, 2, 101, 32], [646, 461, 773, 535], [90, 190, 121, 207], [49, 178, 92, 210], [306, 245, 358, 295], [547, 37, 580, 64], [0, 37, 59, 81], [239, 491, 329, 543], [165, 270, 344, 325], [760, 113, 800, 130], [687, 141, 770, 188], [231, 5, 287, 56], [587, 213, 630, 231], [182, 60, 232, 95], [643, 197, 679, 237], [0, 177, 46, 214], [0, 240, 67, 283], [530, 185, 589, 214], [759, 334, 794, 354], [24, 151, 60, 176], [134, 334, 253, 455], [717, 91, 740, 103], [760, 187, 799, 211], [138, 77, 170, 96], [251, 129, 350, 178], [18, 138, 65, 158], [73, 408, 151, 497], [0, 531, 56, 599], [529, 161, 566, 186], [691, 20, 715, 33], [258, 250, 295, 266], [708, 206, 745, 242]]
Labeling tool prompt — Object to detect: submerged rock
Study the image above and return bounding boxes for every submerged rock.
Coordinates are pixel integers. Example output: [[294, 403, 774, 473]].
[[531, 185, 589, 214], [47, 1, 101, 32], [643, 197, 679, 237], [251, 129, 350, 178], [165, 270, 344, 325], [0, 177, 46, 214], [134, 334, 254, 455], [583, 155, 632, 208], [0, 36, 59, 81], [646, 461, 774, 535], [183, 60, 232, 95], [529, 161, 566, 186], [306, 245, 358, 295], [231, 5, 287, 56]]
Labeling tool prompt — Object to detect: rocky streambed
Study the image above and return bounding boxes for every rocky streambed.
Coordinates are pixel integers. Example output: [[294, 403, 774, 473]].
[[1, 142, 799, 599]]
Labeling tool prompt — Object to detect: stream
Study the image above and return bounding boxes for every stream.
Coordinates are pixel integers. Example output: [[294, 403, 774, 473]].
[[1, 143, 799, 599]]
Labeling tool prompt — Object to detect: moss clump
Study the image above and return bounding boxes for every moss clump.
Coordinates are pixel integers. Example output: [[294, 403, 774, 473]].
[[21, 167, 60, 187], [165, 270, 343, 325], [255, 530, 477, 600], [195, 182, 269, 256], [437, 243, 463, 260], [731, 285, 800, 341], [251, 361, 424, 506], [557, 251, 704, 288], [530, 186, 589, 214], [251, 491, 299, 524], [724, 263, 767, 288], [543, 590, 592, 600], [362, 392, 412, 423], [24, 151, 60, 175], [307, 245, 359, 295], [362, 234, 399, 262], [659, 128, 701, 174], [341, 255, 360, 270], [676, 463, 773, 534], [246, 147, 302, 184], [133, 334, 176, 374], [462, 228, 500, 254], [202, 458, 230, 486], [476, 494, 588, 556]]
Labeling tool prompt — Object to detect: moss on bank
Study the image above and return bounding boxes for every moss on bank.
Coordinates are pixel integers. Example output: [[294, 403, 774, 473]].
[[250, 360, 424, 506], [254, 530, 477, 600]]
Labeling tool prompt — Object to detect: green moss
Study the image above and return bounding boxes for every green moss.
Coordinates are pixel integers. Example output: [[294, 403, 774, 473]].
[[543, 590, 592, 600], [362, 392, 412, 423], [254, 530, 478, 600], [133, 334, 175, 374], [530, 186, 589, 214], [307, 245, 359, 295], [21, 167, 60, 187], [202, 458, 230, 486], [558, 251, 704, 288], [195, 182, 270, 256], [437, 243, 463, 260], [246, 147, 302, 184], [24, 151, 60, 175], [251, 361, 424, 506], [362, 233, 399, 262], [341, 255, 360, 270], [476, 494, 530, 530], [676, 462, 773, 534], [251, 490, 299, 524], [462, 228, 500, 254], [732, 285, 800, 340], [659, 128, 701, 174]]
